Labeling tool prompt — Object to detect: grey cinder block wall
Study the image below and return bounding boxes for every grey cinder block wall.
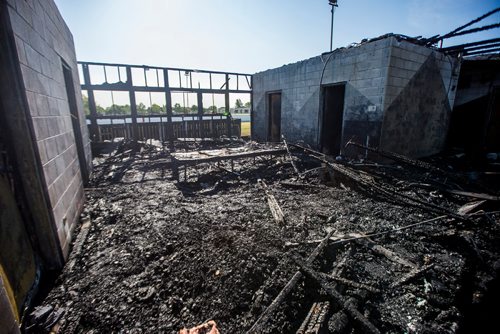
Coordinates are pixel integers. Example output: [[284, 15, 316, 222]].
[[3, 0, 92, 258], [252, 35, 460, 158], [1, 0, 90, 327]]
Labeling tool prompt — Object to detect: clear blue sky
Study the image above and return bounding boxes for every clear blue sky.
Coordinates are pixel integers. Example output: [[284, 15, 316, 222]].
[[54, 0, 499, 74]]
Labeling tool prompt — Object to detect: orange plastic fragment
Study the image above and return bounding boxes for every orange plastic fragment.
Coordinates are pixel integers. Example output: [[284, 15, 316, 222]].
[[179, 320, 220, 334]]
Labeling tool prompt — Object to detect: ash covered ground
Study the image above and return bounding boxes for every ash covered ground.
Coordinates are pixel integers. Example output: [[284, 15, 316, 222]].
[[36, 139, 500, 334]]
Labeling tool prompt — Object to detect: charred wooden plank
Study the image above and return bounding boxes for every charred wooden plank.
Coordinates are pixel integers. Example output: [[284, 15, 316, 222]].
[[172, 148, 286, 166], [297, 247, 355, 334], [294, 258, 381, 334], [246, 227, 336, 334], [447, 190, 500, 201], [356, 238, 417, 269], [391, 264, 434, 289], [258, 179, 286, 226], [282, 135, 300, 176]]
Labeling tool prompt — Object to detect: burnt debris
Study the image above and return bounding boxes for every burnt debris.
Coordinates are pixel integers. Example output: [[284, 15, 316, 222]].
[[36, 138, 500, 333]]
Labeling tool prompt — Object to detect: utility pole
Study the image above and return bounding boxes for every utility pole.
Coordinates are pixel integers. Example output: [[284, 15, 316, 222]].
[[329, 0, 339, 51]]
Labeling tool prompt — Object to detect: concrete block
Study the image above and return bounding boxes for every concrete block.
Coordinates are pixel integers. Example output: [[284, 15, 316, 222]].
[[19, 64, 47, 95], [55, 133, 69, 156], [390, 67, 408, 79], [32, 117, 48, 140], [26, 30, 46, 58], [15, 0, 34, 27], [392, 57, 408, 69], [371, 77, 384, 87], [388, 76, 409, 88], [47, 96, 60, 116], [36, 140, 48, 164], [54, 155, 67, 181], [391, 47, 405, 59], [51, 174, 66, 208], [43, 136, 59, 162], [365, 68, 382, 79], [359, 87, 383, 98], [31, 8, 46, 41], [25, 91, 37, 115], [24, 43, 42, 73], [14, 36, 27, 65], [49, 80, 66, 100], [9, 8, 31, 43], [55, 223, 67, 249], [44, 116, 59, 138], [40, 56, 53, 77], [62, 143, 76, 166], [34, 93, 49, 116], [405, 60, 421, 72], [385, 85, 403, 97], [43, 157, 58, 188]]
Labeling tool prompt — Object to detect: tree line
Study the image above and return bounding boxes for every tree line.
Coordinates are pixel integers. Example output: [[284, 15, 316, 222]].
[[83, 96, 250, 116]]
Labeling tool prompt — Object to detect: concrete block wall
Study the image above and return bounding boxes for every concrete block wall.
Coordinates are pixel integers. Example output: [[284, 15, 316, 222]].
[[321, 38, 392, 151], [379, 38, 460, 157], [253, 35, 460, 158], [383, 38, 459, 110], [252, 56, 322, 145], [252, 37, 393, 149], [6, 0, 91, 258]]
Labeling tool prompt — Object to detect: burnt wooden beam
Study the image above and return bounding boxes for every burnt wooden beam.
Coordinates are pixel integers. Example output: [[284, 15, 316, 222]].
[[172, 149, 286, 166], [246, 227, 336, 333], [258, 179, 286, 226], [293, 257, 381, 334], [282, 135, 300, 176]]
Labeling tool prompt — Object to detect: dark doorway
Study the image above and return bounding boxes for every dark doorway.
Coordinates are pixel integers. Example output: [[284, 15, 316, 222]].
[[62, 61, 89, 184], [448, 86, 500, 153], [268, 92, 281, 142], [321, 84, 345, 155]]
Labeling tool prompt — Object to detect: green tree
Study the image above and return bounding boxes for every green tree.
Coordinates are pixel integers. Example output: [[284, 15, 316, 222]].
[[82, 95, 105, 115], [137, 102, 147, 115], [173, 103, 182, 114], [106, 104, 130, 115], [207, 105, 217, 113], [190, 105, 198, 113], [82, 95, 90, 115], [235, 99, 243, 108], [96, 105, 105, 115], [150, 103, 162, 114], [244, 101, 251, 108]]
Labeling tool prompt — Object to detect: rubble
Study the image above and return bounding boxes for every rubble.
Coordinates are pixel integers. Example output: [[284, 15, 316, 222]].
[[37, 139, 499, 333]]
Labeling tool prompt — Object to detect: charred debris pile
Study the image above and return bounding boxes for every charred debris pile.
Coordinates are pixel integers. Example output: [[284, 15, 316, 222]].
[[32, 138, 499, 334]]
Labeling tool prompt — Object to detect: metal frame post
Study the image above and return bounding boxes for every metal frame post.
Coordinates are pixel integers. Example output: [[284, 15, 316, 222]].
[[82, 64, 99, 141], [126, 66, 138, 141], [225, 73, 231, 138]]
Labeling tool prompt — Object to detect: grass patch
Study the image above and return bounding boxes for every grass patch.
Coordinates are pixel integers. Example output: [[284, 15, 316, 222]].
[[241, 122, 251, 137]]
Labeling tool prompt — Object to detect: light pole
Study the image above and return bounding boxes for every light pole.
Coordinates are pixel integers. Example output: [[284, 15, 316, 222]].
[[329, 0, 338, 52]]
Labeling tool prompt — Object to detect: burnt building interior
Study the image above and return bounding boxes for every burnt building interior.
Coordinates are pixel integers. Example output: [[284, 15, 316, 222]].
[[0, 1, 499, 333]]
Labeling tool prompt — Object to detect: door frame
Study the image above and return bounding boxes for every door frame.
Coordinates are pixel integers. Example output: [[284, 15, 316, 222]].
[[266, 90, 282, 142], [318, 82, 346, 154], [61, 60, 89, 184]]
